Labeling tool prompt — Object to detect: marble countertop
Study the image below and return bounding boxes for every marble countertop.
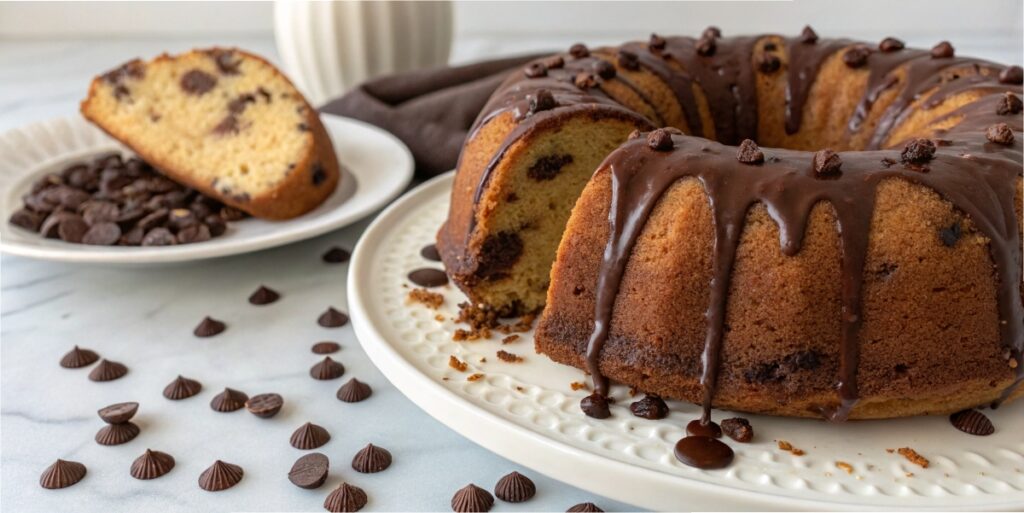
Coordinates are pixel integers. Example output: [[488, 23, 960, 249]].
[[0, 37, 635, 512]]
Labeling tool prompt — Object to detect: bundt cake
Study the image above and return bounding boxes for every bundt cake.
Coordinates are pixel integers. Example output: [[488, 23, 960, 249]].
[[81, 48, 339, 219], [438, 28, 1023, 421]]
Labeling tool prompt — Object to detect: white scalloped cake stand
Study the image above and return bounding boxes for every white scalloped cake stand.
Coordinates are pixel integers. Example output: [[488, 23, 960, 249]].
[[348, 172, 1024, 511], [0, 114, 412, 264]]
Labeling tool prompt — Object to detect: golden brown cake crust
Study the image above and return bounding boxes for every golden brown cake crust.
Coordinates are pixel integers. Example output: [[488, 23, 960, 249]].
[[443, 31, 1024, 419], [81, 48, 339, 220]]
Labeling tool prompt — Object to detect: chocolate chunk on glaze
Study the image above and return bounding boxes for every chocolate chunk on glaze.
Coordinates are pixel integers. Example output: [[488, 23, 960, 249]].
[[180, 69, 217, 95], [527, 154, 573, 181]]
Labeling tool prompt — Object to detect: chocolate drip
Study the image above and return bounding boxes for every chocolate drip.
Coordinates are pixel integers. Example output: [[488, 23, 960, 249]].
[[586, 102, 1021, 421], [621, 42, 705, 136], [785, 37, 853, 134]]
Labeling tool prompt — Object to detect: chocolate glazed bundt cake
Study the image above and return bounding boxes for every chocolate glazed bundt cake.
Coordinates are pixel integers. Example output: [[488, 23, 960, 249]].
[[438, 28, 1023, 423]]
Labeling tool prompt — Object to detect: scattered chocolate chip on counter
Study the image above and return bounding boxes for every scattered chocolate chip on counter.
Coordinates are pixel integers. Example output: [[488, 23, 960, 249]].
[[318, 307, 349, 328], [163, 375, 202, 400], [324, 482, 368, 512], [949, 409, 995, 436], [322, 246, 351, 264], [130, 449, 175, 480], [40, 459, 87, 489], [193, 316, 226, 337], [408, 268, 448, 288], [351, 443, 391, 473], [198, 460, 244, 491], [288, 452, 329, 489], [95, 421, 141, 446], [567, 502, 604, 512], [290, 422, 331, 450], [88, 359, 128, 382], [420, 243, 441, 261], [210, 387, 248, 412], [60, 345, 99, 368], [312, 341, 341, 354], [97, 401, 139, 424], [245, 393, 284, 418], [7, 153, 245, 246], [451, 483, 494, 513], [337, 378, 372, 403], [494, 471, 535, 503], [310, 356, 346, 380], [248, 285, 280, 305]]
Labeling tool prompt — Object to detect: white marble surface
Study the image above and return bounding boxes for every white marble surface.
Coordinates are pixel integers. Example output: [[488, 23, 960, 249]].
[[0, 37, 636, 512]]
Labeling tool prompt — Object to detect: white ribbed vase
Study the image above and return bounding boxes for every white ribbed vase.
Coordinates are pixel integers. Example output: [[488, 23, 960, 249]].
[[274, 0, 453, 105]]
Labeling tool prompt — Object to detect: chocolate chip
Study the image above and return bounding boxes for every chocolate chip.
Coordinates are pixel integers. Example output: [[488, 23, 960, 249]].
[[573, 72, 598, 89], [40, 460, 87, 489], [141, 227, 175, 246], [193, 316, 226, 337], [290, 422, 331, 449], [248, 285, 280, 305], [476, 231, 523, 278], [593, 60, 616, 79], [528, 89, 557, 115], [313, 341, 341, 354], [204, 215, 227, 236], [288, 453, 329, 489], [568, 43, 589, 58], [986, 122, 1015, 145], [198, 460, 243, 491], [949, 409, 995, 436], [702, 26, 722, 39], [60, 346, 99, 368], [900, 138, 936, 164], [543, 55, 564, 69], [337, 378, 372, 403], [210, 388, 248, 412], [98, 401, 139, 424], [721, 417, 754, 442], [119, 226, 145, 246], [494, 471, 535, 503], [82, 201, 120, 225], [210, 50, 241, 75], [9, 208, 43, 232], [617, 50, 639, 70], [324, 482, 368, 512], [219, 206, 246, 221], [696, 37, 716, 57], [567, 503, 603, 512], [999, 65, 1024, 85], [629, 395, 668, 419], [212, 115, 239, 135], [95, 422, 139, 445], [81, 222, 121, 245], [176, 223, 211, 243], [245, 393, 284, 418], [310, 356, 345, 380], [452, 484, 494, 513], [137, 208, 169, 231], [322, 246, 351, 263], [39, 212, 71, 238], [649, 33, 667, 51], [163, 375, 202, 400], [813, 149, 842, 177], [843, 45, 871, 68], [180, 69, 217, 95], [931, 41, 954, 59], [878, 37, 904, 52], [57, 215, 89, 243], [227, 93, 256, 114], [736, 139, 765, 164], [758, 53, 781, 73], [88, 359, 128, 382], [351, 443, 391, 473], [997, 92, 1023, 115], [130, 450, 175, 480], [318, 307, 349, 328], [580, 392, 610, 419], [800, 25, 818, 44], [647, 129, 674, 151], [523, 62, 547, 78], [939, 222, 961, 247], [527, 154, 573, 181]]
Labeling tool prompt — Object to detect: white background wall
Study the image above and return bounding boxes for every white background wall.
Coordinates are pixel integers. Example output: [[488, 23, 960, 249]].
[[0, 1, 1021, 65]]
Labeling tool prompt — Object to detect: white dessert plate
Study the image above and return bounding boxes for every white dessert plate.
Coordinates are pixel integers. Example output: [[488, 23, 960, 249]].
[[0, 113, 413, 264], [349, 171, 1024, 511]]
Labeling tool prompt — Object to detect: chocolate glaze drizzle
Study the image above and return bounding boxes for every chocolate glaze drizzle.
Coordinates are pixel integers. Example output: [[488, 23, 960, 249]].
[[582, 35, 1022, 426]]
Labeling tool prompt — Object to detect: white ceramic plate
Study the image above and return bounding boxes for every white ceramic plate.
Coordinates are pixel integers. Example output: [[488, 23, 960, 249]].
[[349, 172, 1024, 511], [0, 114, 413, 264]]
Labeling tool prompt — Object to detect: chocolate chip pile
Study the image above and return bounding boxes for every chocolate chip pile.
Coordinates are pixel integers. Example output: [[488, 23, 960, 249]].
[[8, 153, 246, 246]]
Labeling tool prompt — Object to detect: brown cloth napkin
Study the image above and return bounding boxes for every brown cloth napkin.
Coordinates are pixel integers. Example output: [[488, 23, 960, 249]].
[[320, 53, 546, 179]]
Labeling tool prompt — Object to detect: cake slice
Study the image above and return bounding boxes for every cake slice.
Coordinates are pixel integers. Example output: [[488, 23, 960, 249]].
[[81, 48, 339, 219]]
